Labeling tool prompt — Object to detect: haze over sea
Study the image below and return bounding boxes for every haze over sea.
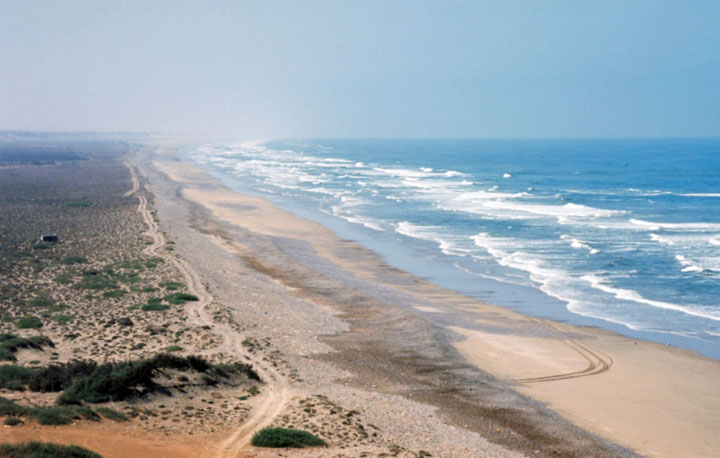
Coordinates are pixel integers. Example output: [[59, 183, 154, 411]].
[[187, 138, 720, 359]]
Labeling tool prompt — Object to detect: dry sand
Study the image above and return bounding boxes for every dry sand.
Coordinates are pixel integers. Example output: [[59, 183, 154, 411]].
[[151, 156, 720, 458]]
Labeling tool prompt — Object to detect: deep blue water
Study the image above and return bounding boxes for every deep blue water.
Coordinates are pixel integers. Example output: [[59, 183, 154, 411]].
[[185, 139, 720, 359]]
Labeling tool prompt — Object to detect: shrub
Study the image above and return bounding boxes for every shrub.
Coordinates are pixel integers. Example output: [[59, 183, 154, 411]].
[[4, 416, 22, 426], [0, 334, 54, 361], [76, 277, 117, 291], [101, 290, 125, 299], [95, 407, 128, 422], [144, 258, 162, 269], [0, 441, 102, 458], [0, 397, 28, 416], [28, 406, 75, 425], [0, 354, 254, 403], [164, 293, 198, 305], [61, 256, 87, 265], [52, 315, 73, 324], [16, 317, 43, 329], [29, 297, 53, 308], [159, 282, 183, 291], [164, 345, 182, 352], [28, 360, 97, 392], [250, 427, 326, 448], [75, 406, 101, 422], [0, 366, 35, 391], [141, 303, 169, 312]]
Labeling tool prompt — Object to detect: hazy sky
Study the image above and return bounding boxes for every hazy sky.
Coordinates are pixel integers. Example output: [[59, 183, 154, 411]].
[[1, 1, 719, 138]]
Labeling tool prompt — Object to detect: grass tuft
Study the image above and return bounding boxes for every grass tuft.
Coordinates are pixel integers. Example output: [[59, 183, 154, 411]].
[[0, 441, 102, 458], [250, 427, 326, 448], [95, 407, 128, 422], [0, 334, 54, 361], [141, 303, 169, 312], [16, 317, 43, 329], [163, 293, 198, 305]]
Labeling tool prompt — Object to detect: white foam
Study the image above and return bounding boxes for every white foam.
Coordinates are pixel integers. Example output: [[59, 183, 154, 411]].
[[560, 235, 599, 254], [710, 238, 720, 247], [678, 193, 720, 197], [675, 255, 704, 272], [581, 274, 720, 321], [503, 173, 511, 178], [650, 233, 675, 245], [483, 201, 620, 218], [631, 219, 720, 231], [395, 222, 471, 256]]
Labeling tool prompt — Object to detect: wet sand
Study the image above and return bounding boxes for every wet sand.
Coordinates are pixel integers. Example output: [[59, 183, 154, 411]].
[[149, 153, 720, 457]]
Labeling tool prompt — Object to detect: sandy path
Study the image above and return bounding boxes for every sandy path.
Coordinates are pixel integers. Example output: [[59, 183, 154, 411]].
[[128, 165, 291, 458]]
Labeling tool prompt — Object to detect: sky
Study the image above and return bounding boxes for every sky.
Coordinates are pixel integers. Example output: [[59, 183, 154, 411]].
[[1, 1, 719, 139]]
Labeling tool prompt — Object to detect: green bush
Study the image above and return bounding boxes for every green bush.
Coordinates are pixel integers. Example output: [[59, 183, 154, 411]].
[[144, 258, 162, 269], [159, 282, 183, 291], [164, 345, 182, 352], [61, 256, 87, 265], [101, 290, 125, 299], [4, 416, 22, 426], [141, 303, 169, 312], [0, 334, 54, 361], [29, 297, 53, 308], [0, 354, 257, 403], [250, 427, 326, 448], [76, 277, 117, 291], [52, 315, 73, 324], [0, 397, 28, 416], [27, 406, 76, 425], [16, 317, 43, 329], [164, 293, 199, 305], [0, 441, 102, 458], [95, 407, 128, 422]]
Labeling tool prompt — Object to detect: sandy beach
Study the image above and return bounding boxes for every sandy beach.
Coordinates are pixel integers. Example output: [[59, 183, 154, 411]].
[[144, 148, 720, 457], [2, 143, 717, 458]]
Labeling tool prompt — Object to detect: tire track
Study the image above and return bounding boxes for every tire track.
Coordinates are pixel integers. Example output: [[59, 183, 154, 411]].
[[511, 319, 613, 384]]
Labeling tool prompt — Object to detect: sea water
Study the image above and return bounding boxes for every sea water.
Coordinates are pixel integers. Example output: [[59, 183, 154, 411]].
[[185, 138, 720, 359]]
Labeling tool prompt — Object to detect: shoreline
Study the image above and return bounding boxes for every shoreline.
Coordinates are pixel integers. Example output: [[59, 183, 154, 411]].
[[149, 148, 720, 457], [190, 150, 720, 361]]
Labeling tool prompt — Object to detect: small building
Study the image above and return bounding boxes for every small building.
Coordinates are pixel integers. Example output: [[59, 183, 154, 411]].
[[39, 234, 59, 243]]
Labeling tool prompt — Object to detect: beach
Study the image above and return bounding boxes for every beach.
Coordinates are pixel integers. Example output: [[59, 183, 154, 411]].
[[146, 147, 720, 457], [1, 142, 717, 458]]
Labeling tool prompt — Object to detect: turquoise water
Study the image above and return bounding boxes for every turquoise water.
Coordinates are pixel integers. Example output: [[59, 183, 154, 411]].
[[186, 138, 720, 358]]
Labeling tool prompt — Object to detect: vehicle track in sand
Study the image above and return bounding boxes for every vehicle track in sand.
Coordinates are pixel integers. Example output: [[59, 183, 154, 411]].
[[511, 319, 613, 384], [127, 164, 290, 458]]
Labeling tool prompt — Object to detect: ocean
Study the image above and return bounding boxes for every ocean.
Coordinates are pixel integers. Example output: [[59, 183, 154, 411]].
[[184, 138, 720, 359]]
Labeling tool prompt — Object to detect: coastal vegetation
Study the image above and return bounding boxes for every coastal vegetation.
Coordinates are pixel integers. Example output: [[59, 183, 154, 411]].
[[0, 353, 259, 402], [0, 441, 102, 458], [0, 334, 54, 361], [251, 427, 327, 448]]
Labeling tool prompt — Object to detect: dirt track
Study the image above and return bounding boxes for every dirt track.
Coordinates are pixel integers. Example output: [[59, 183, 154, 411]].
[[129, 164, 291, 458]]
